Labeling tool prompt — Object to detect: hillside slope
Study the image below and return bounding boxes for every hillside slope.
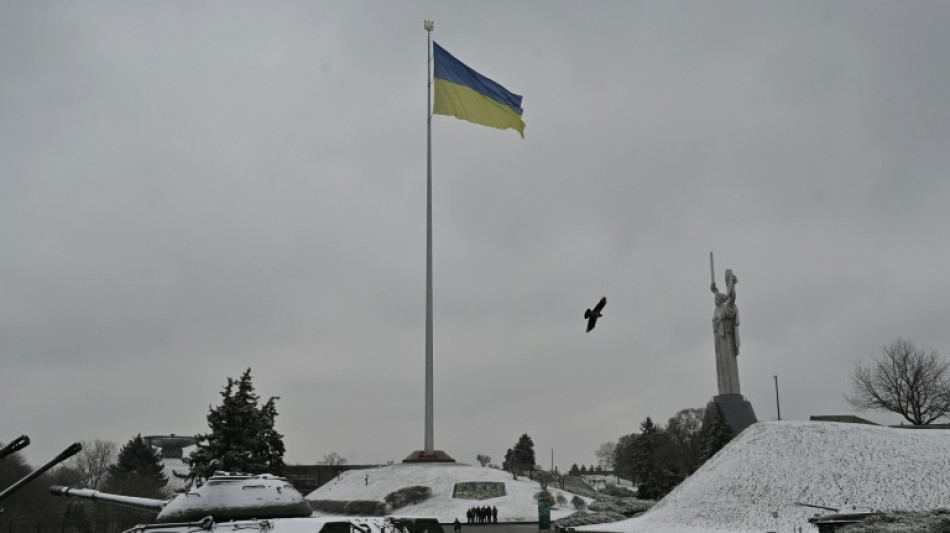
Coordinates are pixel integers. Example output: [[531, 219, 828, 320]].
[[579, 421, 950, 533], [306, 462, 586, 523]]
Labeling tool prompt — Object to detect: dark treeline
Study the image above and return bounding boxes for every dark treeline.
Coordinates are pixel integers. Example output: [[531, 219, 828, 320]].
[[610, 406, 734, 500], [1, 368, 288, 533], [0, 443, 157, 533]]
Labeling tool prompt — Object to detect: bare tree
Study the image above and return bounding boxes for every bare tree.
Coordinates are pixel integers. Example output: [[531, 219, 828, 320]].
[[319, 452, 347, 466], [665, 408, 705, 475], [595, 441, 617, 472], [66, 439, 117, 489], [475, 454, 491, 467], [847, 338, 950, 425], [506, 461, 525, 480], [535, 469, 557, 490]]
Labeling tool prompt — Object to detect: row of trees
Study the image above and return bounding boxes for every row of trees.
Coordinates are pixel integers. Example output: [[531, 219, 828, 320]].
[[2, 368, 286, 524], [579, 338, 950, 501], [568, 463, 608, 475], [594, 337, 950, 501], [9, 335, 948, 524], [0, 434, 169, 531], [203, 339, 949, 499], [2, 368, 286, 532], [191, 340, 950, 486], [612, 406, 733, 500]]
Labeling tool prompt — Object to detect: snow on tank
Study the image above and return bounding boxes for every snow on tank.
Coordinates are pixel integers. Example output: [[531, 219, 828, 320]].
[[123, 515, 443, 533], [51, 471, 313, 522]]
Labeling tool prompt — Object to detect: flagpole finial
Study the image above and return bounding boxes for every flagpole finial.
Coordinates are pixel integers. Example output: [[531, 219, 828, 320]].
[[424, 20, 434, 32]]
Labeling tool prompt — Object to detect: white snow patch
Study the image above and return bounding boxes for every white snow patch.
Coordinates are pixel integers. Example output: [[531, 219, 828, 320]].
[[577, 421, 950, 533], [307, 462, 586, 523]]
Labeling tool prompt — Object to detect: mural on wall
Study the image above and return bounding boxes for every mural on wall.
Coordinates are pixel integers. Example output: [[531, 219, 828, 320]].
[[452, 482, 507, 499]]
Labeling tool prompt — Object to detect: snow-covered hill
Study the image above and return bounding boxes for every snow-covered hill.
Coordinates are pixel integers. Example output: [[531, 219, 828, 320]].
[[306, 462, 587, 523], [578, 421, 950, 533]]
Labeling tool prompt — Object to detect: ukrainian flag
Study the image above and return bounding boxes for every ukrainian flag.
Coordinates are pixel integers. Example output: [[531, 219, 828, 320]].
[[433, 42, 525, 138]]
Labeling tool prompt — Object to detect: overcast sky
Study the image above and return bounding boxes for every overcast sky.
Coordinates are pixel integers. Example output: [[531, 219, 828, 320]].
[[3, 1, 950, 472]]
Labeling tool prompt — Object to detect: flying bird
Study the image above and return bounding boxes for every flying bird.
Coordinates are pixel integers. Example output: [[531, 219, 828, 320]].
[[585, 296, 607, 332]]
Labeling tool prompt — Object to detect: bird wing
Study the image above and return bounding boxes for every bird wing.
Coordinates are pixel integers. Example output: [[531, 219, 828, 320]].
[[586, 316, 597, 332], [593, 296, 607, 313]]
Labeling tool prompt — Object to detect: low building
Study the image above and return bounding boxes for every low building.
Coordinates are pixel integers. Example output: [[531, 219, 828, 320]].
[[809, 415, 878, 425], [144, 434, 197, 494]]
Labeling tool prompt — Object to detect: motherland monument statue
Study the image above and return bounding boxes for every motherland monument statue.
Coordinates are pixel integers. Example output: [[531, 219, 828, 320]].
[[705, 253, 757, 434]]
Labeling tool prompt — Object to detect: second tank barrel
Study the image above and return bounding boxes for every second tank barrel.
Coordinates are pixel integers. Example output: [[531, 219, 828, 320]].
[[0, 442, 82, 505], [0, 435, 30, 460]]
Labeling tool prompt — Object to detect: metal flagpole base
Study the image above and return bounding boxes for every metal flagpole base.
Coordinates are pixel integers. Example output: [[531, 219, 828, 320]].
[[402, 450, 456, 463]]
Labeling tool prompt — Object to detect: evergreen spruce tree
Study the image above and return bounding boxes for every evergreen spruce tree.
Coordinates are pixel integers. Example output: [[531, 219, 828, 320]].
[[579, 464, 587, 474], [502, 448, 514, 470], [513, 434, 536, 467], [502, 434, 536, 476], [700, 402, 735, 463], [631, 417, 662, 499], [104, 434, 168, 498], [187, 368, 286, 479], [568, 464, 580, 475]]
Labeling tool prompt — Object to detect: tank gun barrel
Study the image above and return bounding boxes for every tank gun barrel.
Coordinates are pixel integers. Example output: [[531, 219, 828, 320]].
[[0, 442, 82, 505], [796, 502, 839, 512], [0, 436, 30, 460], [49, 486, 166, 512]]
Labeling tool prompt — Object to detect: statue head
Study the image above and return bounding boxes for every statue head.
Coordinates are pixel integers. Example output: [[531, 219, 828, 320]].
[[715, 293, 728, 305]]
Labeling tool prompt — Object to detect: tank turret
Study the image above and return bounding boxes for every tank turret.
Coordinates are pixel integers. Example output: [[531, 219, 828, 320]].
[[51, 471, 312, 522]]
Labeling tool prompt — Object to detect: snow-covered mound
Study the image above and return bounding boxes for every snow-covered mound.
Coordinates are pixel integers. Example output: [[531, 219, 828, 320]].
[[306, 462, 585, 523], [579, 421, 950, 533]]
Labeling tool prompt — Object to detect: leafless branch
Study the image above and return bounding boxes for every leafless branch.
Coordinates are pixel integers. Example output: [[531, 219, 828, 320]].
[[846, 338, 950, 425]]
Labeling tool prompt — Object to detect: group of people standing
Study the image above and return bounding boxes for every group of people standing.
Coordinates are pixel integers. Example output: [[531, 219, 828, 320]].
[[466, 505, 497, 525]]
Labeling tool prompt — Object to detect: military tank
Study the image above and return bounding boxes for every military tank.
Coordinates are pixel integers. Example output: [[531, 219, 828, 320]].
[[50, 471, 444, 533], [799, 502, 878, 533], [51, 471, 313, 522]]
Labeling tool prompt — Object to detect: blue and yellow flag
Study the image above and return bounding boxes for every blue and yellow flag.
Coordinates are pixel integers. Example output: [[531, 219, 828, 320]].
[[433, 42, 525, 138]]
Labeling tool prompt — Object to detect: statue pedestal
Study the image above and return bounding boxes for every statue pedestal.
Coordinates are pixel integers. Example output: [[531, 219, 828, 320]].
[[706, 394, 757, 435]]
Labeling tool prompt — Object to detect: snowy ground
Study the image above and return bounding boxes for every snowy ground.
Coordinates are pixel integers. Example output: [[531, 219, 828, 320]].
[[305, 462, 589, 523], [577, 421, 950, 533], [304, 422, 950, 532]]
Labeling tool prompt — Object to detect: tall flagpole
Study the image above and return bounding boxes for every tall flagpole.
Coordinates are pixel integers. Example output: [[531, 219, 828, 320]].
[[424, 19, 434, 455]]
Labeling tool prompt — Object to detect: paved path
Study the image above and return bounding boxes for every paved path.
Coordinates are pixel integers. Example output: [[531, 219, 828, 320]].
[[444, 524, 545, 533]]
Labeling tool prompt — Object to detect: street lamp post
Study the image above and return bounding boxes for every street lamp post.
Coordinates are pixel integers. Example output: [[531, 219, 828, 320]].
[[774, 375, 781, 421]]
